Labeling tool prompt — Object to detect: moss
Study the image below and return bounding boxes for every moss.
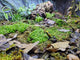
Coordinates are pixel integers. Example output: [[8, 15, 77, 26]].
[[51, 53, 66, 60], [46, 12, 55, 19], [0, 49, 22, 60], [0, 22, 29, 34], [27, 27, 48, 43], [52, 18, 67, 27], [45, 27, 71, 41], [35, 16, 43, 22], [67, 17, 80, 29]]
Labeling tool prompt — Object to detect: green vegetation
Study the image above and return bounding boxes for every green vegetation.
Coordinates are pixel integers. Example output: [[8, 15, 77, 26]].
[[46, 27, 71, 41], [53, 18, 67, 27], [0, 22, 29, 34], [0, 50, 22, 60], [46, 12, 55, 19], [35, 16, 43, 22], [2, 6, 12, 21], [51, 53, 66, 60], [12, 13, 23, 22], [27, 27, 48, 43], [67, 17, 80, 29]]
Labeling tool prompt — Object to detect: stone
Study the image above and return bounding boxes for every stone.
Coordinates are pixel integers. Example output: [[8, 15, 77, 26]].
[[0, 34, 17, 51], [58, 29, 70, 32], [47, 19, 55, 25], [31, 1, 53, 19]]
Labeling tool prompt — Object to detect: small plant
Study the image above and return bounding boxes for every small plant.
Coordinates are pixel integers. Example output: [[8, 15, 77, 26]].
[[2, 6, 13, 21], [12, 13, 22, 22], [35, 16, 43, 22], [46, 12, 55, 19]]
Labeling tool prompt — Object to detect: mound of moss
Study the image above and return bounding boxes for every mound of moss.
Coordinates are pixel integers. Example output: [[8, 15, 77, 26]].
[[46, 27, 71, 41], [0, 22, 29, 34], [27, 27, 48, 43]]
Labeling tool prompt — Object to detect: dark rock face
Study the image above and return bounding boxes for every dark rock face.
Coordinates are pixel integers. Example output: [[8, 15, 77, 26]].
[[53, 0, 72, 14]]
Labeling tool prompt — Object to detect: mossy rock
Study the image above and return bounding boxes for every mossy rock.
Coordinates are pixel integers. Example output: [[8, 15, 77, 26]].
[[45, 27, 71, 41]]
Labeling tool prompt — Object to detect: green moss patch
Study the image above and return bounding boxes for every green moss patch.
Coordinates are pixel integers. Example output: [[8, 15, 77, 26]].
[[46, 12, 55, 19], [0, 22, 29, 34], [35, 16, 43, 22], [45, 27, 71, 41], [27, 27, 48, 43]]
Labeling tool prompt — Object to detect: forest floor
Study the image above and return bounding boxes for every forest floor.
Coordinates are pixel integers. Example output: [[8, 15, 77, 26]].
[[0, 12, 80, 60]]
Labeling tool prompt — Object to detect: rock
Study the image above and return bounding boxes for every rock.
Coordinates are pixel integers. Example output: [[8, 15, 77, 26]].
[[58, 29, 70, 32], [31, 1, 53, 19], [47, 19, 55, 25], [67, 49, 75, 55], [76, 51, 80, 54], [67, 54, 79, 60], [50, 41, 70, 51], [23, 53, 44, 60], [39, 18, 56, 27], [70, 38, 77, 45], [0, 34, 6, 40], [28, 56, 44, 60], [0, 0, 54, 20], [70, 33, 79, 39], [0, 34, 17, 51], [75, 29, 80, 33]]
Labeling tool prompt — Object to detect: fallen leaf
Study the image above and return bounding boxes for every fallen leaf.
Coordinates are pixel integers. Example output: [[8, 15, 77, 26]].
[[51, 41, 70, 51], [67, 54, 79, 60]]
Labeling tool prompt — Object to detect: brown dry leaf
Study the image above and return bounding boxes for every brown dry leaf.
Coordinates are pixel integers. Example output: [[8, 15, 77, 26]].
[[51, 41, 70, 51], [67, 54, 79, 60]]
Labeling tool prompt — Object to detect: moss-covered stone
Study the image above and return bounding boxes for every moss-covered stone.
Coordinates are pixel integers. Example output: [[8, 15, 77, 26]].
[[45, 26, 71, 41]]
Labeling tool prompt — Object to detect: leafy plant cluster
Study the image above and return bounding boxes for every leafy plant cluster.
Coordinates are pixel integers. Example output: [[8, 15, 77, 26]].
[[46, 12, 55, 19], [11, 13, 22, 22], [35, 16, 43, 22], [27, 27, 48, 43], [0, 22, 29, 34], [2, 4, 36, 21]]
